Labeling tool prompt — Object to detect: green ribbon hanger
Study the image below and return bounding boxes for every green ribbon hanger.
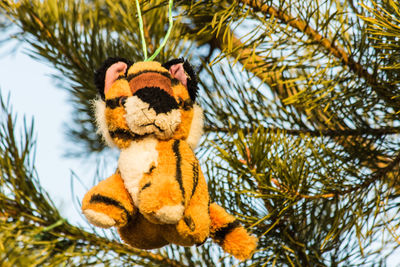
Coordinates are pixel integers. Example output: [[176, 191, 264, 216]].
[[135, 0, 174, 61]]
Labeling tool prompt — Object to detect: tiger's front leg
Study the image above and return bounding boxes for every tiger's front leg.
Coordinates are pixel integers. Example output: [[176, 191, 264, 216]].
[[82, 172, 136, 228], [138, 140, 190, 225]]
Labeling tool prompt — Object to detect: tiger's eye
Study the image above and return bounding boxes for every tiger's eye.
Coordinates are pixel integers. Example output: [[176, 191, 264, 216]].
[[177, 97, 184, 107], [119, 97, 127, 106]]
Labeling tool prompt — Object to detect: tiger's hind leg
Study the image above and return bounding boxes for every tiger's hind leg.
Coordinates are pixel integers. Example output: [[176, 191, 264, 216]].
[[82, 172, 136, 228]]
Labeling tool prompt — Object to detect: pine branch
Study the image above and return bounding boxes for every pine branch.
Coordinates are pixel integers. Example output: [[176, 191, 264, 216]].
[[182, 3, 380, 138], [205, 125, 400, 137], [212, 25, 284, 90], [210, 126, 398, 265], [270, 148, 400, 199], [142, 16, 155, 55], [194, 6, 396, 180], [188, 1, 397, 147], [2, 201, 185, 267], [338, 149, 400, 195], [270, 178, 335, 200], [240, 0, 400, 108]]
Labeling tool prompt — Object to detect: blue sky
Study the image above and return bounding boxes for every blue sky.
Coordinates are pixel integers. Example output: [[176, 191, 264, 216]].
[[0, 45, 89, 225]]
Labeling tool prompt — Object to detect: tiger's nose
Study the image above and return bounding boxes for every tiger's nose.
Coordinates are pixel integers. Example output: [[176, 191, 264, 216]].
[[133, 87, 178, 114]]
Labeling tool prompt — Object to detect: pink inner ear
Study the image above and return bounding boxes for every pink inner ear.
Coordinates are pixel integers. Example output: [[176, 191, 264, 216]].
[[169, 63, 188, 87], [104, 62, 128, 95]]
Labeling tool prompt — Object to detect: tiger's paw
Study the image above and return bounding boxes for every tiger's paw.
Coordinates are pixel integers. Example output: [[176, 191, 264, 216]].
[[155, 204, 185, 224], [83, 209, 116, 228], [138, 181, 185, 224], [82, 173, 136, 228], [82, 193, 135, 228], [141, 204, 185, 224]]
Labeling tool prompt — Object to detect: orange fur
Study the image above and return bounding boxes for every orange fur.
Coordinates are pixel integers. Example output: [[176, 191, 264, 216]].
[[221, 227, 258, 260], [209, 202, 236, 230], [173, 107, 193, 140], [127, 61, 168, 75], [105, 79, 131, 99], [104, 108, 128, 131]]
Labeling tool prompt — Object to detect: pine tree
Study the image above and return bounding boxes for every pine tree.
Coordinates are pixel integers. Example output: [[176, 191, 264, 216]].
[[1, 0, 400, 265]]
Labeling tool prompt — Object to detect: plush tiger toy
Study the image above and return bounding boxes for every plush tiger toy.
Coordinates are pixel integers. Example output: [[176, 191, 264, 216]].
[[82, 57, 257, 260]]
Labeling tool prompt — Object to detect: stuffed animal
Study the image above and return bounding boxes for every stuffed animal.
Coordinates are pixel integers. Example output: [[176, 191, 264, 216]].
[[82, 57, 257, 260]]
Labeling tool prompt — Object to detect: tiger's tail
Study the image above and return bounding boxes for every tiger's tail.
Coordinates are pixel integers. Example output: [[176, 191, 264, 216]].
[[209, 203, 258, 261]]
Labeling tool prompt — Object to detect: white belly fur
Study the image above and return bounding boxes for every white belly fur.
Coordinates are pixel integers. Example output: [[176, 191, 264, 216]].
[[118, 137, 159, 205]]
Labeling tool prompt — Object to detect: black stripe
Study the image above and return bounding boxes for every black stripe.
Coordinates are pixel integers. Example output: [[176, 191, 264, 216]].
[[141, 182, 151, 191], [126, 70, 172, 81], [109, 129, 148, 141], [90, 194, 131, 220], [106, 98, 119, 109], [109, 129, 134, 140], [173, 140, 185, 201], [148, 165, 155, 173], [183, 60, 199, 101], [184, 216, 195, 231], [213, 220, 241, 243], [190, 162, 199, 199]]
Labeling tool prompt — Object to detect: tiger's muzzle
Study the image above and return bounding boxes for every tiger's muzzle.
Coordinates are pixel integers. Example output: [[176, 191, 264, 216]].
[[123, 71, 181, 139]]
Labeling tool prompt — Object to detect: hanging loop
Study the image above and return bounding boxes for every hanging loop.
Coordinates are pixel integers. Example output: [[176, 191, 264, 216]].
[[135, 0, 174, 61]]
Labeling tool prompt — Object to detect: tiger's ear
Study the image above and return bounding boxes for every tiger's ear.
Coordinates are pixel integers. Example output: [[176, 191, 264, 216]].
[[94, 57, 133, 100], [162, 58, 199, 101]]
